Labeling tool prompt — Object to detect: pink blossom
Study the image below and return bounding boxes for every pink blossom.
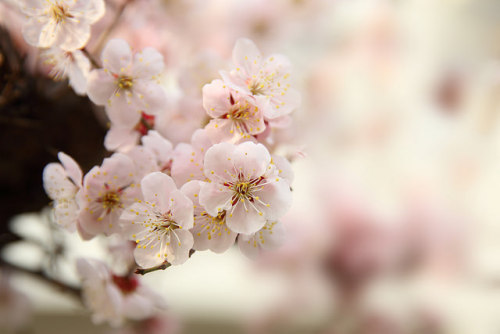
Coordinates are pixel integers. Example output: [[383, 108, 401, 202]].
[[87, 39, 166, 126], [76, 258, 165, 327], [121, 172, 194, 268], [141, 130, 174, 174], [0, 270, 32, 332], [104, 112, 156, 152], [203, 79, 265, 143], [181, 180, 237, 253], [221, 38, 300, 120], [154, 95, 207, 145], [78, 153, 140, 238], [19, 0, 105, 50], [238, 220, 286, 259], [199, 142, 292, 234], [170, 129, 213, 186]]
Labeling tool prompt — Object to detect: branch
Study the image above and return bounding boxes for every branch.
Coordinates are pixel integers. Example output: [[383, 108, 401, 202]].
[[92, 0, 134, 55], [82, 47, 100, 68], [135, 250, 196, 275], [135, 261, 171, 275], [0, 259, 82, 300]]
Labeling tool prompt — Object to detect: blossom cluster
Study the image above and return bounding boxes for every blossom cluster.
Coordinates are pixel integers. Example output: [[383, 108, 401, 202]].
[[26, 0, 300, 326]]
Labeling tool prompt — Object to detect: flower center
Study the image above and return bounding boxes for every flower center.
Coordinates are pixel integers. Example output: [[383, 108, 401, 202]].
[[118, 76, 134, 90], [154, 211, 179, 231], [224, 176, 265, 206], [235, 182, 250, 196], [247, 79, 266, 95], [228, 103, 250, 121], [50, 3, 72, 23], [112, 275, 139, 294], [100, 191, 121, 211]]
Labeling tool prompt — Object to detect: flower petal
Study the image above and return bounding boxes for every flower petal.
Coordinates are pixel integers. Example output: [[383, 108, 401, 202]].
[[101, 39, 132, 74]]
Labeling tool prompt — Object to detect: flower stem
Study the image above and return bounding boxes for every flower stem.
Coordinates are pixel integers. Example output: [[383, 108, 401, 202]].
[[134, 250, 196, 275], [92, 0, 134, 55]]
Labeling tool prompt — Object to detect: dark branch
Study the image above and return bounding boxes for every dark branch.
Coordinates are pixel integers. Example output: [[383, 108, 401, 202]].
[[0, 259, 82, 300]]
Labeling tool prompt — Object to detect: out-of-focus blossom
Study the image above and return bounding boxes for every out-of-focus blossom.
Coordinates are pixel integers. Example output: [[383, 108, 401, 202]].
[[77, 258, 165, 327], [199, 141, 292, 234], [78, 153, 140, 238], [0, 271, 32, 332], [221, 38, 300, 120], [43, 152, 83, 232], [41, 47, 91, 95], [181, 180, 237, 253], [154, 95, 207, 145], [87, 39, 166, 126], [121, 172, 194, 268], [19, 0, 105, 50]]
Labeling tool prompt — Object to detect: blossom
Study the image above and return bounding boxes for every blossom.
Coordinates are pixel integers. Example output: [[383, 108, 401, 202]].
[[141, 130, 174, 174], [199, 142, 292, 234], [121, 172, 194, 268], [42, 47, 90, 95], [221, 38, 300, 120], [76, 258, 165, 327], [78, 153, 140, 238], [104, 112, 156, 152], [87, 39, 166, 126], [170, 129, 213, 186], [181, 181, 237, 253], [0, 270, 32, 332], [43, 152, 83, 231], [238, 220, 286, 259], [19, 0, 105, 50], [203, 79, 265, 143], [154, 94, 207, 145]]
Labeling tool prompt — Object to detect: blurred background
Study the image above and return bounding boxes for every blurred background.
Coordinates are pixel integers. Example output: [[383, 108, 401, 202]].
[[2, 0, 500, 333]]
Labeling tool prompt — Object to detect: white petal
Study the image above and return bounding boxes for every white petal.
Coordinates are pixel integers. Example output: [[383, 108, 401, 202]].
[[140, 172, 177, 211], [56, 20, 91, 51], [202, 79, 230, 118], [101, 39, 132, 74], [226, 199, 266, 235], [232, 38, 262, 76], [100, 153, 136, 187], [141, 130, 173, 166], [170, 190, 194, 229], [58, 152, 82, 186], [104, 126, 140, 152], [233, 142, 271, 179], [133, 48, 164, 78], [203, 142, 236, 181], [106, 93, 142, 127], [43, 163, 76, 199], [134, 238, 163, 268], [132, 80, 167, 115], [167, 229, 194, 265], [22, 17, 56, 48], [126, 147, 158, 180], [256, 178, 292, 220], [86, 69, 116, 105], [199, 181, 232, 217]]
